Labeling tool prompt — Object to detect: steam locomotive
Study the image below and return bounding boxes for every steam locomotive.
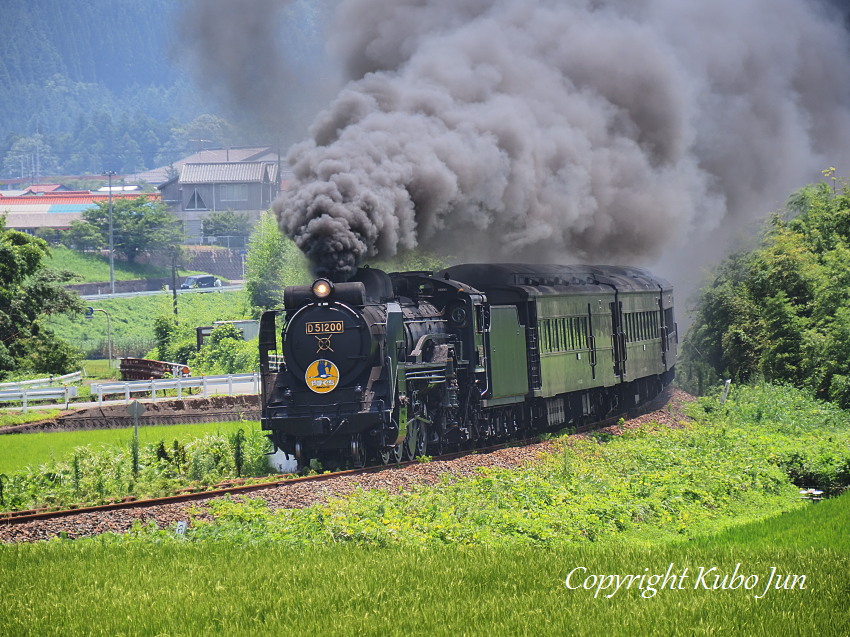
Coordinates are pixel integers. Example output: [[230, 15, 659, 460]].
[[259, 264, 677, 469]]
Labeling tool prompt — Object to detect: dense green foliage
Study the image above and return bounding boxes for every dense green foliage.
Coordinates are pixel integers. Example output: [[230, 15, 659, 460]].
[[244, 211, 310, 310], [151, 318, 259, 372], [67, 196, 183, 263], [1, 1, 330, 179], [0, 0, 205, 175], [144, 297, 256, 369], [1, 500, 847, 635], [46, 290, 250, 359], [0, 423, 271, 512], [0, 218, 83, 379], [187, 323, 259, 375], [681, 179, 850, 405], [201, 210, 252, 247]]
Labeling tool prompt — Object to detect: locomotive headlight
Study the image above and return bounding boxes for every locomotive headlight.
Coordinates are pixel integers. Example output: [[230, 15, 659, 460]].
[[312, 278, 334, 299]]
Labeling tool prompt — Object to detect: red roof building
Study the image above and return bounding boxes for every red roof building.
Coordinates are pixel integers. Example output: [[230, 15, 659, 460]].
[[22, 184, 70, 194], [0, 192, 162, 232]]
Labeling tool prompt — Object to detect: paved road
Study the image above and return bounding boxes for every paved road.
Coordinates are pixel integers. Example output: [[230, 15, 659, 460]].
[[80, 283, 244, 301]]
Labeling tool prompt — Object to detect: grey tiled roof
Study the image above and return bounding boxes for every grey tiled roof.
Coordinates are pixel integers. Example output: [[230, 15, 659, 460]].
[[180, 162, 278, 184], [127, 146, 277, 184]]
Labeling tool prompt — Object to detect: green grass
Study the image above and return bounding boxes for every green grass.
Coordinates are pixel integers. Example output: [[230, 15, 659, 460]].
[[46, 246, 189, 283], [0, 516, 847, 635], [0, 420, 256, 474], [80, 359, 119, 380], [0, 385, 848, 634], [692, 490, 850, 553], [0, 409, 62, 430], [45, 290, 252, 358]]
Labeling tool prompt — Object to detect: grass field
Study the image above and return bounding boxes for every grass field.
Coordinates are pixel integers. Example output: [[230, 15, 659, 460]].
[[0, 493, 847, 636], [1, 384, 848, 634], [0, 420, 257, 474], [47, 246, 188, 283], [0, 409, 62, 430], [80, 359, 118, 380], [45, 289, 252, 358]]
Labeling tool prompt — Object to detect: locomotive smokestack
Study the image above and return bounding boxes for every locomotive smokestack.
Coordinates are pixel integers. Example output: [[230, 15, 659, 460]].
[[270, 0, 850, 282]]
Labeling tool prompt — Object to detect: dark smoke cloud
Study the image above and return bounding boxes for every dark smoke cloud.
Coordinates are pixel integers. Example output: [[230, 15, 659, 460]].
[[178, 0, 338, 143], [274, 0, 850, 281]]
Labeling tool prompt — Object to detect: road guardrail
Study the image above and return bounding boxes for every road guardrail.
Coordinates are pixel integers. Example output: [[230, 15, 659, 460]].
[[80, 284, 244, 301], [0, 386, 79, 412], [0, 371, 83, 391], [90, 372, 260, 404]]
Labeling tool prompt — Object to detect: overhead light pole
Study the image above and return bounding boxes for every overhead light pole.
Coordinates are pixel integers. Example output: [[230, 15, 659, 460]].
[[104, 170, 116, 295], [85, 306, 113, 369]]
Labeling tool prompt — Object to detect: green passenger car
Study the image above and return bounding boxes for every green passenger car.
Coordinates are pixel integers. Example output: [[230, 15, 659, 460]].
[[442, 264, 676, 427]]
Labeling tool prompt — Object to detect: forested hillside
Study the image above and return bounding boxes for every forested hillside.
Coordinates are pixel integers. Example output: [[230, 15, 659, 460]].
[[0, 0, 206, 177], [2, 0, 178, 89], [0, 1, 260, 179], [1, 0, 333, 181], [681, 174, 850, 406], [1, 0, 195, 135]]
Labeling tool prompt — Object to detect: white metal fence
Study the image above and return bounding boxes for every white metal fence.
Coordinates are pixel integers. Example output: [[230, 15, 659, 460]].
[[90, 372, 260, 404], [0, 371, 82, 391], [0, 386, 79, 412]]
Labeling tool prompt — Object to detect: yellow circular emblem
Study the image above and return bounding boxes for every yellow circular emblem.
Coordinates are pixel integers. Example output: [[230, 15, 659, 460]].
[[305, 359, 340, 393]]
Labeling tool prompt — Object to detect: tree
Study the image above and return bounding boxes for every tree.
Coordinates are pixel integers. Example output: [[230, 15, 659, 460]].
[[146, 314, 196, 365], [2, 133, 59, 179], [245, 211, 309, 310], [156, 114, 238, 165], [188, 323, 257, 375], [78, 196, 183, 263], [202, 209, 252, 247], [0, 215, 83, 379], [681, 178, 850, 407], [62, 219, 105, 252]]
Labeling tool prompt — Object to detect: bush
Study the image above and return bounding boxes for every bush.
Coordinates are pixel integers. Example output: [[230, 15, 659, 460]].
[[188, 324, 258, 375], [0, 428, 272, 512]]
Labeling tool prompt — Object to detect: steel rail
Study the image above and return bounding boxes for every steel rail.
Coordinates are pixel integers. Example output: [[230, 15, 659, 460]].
[[0, 444, 520, 526]]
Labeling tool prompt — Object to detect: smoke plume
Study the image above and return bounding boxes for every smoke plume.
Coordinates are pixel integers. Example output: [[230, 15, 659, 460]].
[[274, 0, 850, 281], [179, 0, 338, 143]]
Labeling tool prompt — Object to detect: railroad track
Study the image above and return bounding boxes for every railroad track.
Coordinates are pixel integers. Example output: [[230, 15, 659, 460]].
[[1, 388, 673, 527], [51, 410, 262, 430], [0, 444, 526, 526]]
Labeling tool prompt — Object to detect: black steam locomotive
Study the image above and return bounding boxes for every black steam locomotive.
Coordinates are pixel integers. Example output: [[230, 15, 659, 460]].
[[259, 264, 677, 469]]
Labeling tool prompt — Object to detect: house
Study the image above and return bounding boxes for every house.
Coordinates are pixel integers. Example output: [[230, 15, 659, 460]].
[[158, 160, 281, 240], [0, 191, 162, 234], [22, 184, 71, 194], [127, 146, 279, 186]]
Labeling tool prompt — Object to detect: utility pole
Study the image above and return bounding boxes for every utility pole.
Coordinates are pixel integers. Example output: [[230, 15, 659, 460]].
[[104, 170, 116, 294], [171, 246, 179, 324]]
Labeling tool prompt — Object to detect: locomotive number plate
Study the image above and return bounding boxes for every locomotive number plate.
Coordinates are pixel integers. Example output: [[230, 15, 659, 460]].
[[306, 321, 344, 334]]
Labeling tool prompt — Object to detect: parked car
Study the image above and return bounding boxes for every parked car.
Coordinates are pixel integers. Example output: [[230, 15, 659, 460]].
[[180, 274, 222, 289]]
